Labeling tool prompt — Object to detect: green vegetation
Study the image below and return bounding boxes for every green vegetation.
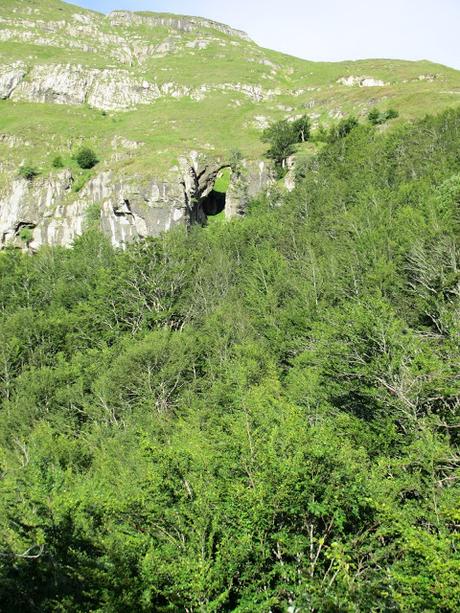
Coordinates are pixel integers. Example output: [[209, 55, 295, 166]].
[[262, 115, 311, 175], [292, 115, 312, 143], [368, 107, 400, 125], [51, 155, 64, 169], [214, 167, 232, 193], [18, 227, 33, 244], [72, 171, 92, 193], [75, 147, 99, 170], [1, 107, 459, 611], [327, 115, 360, 142], [84, 202, 102, 227], [17, 164, 39, 181]]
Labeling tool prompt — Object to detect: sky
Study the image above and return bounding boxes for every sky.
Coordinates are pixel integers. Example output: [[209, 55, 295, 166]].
[[72, 0, 460, 70]]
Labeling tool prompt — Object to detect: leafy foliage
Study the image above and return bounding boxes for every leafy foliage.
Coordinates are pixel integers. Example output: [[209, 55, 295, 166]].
[[368, 107, 400, 125], [18, 164, 39, 181], [327, 115, 360, 142], [18, 227, 33, 244], [1, 108, 459, 611], [75, 147, 98, 170], [51, 155, 64, 169], [262, 115, 311, 174]]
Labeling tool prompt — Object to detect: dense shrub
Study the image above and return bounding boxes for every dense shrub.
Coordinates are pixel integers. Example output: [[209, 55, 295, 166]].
[[18, 227, 33, 244], [75, 146, 98, 169], [52, 155, 64, 168], [18, 164, 39, 180], [368, 107, 400, 125], [328, 115, 359, 142]]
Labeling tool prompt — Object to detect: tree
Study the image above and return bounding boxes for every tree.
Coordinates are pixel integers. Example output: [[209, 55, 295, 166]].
[[2, 107, 460, 612], [262, 119, 297, 170], [75, 147, 98, 170], [262, 116, 311, 175], [292, 114, 311, 143], [328, 116, 360, 142]]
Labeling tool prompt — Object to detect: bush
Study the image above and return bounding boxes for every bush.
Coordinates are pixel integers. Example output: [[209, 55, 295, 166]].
[[328, 116, 359, 142], [292, 115, 311, 143], [52, 155, 64, 169], [312, 124, 329, 143], [368, 108, 382, 125], [18, 227, 33, 244], [262, 119, 297, 171], [18, 165, 39, 181], [368, 108, 399, 125], [75, 147, 98, 170], [386, 108, 399, 121]]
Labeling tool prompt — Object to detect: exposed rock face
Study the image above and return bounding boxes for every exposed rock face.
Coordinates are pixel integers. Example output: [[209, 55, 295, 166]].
[[13, 64, 90, 106], [0, 170, 74, 248], [178, 152, 230, 225], [418, 73, 438, 82], [107, 11, 252, 42], [0, 155, 273, 251], [337, 76, 387, 87], [1, 62, 276, 110], [0, 169, 185, 250], [0, 62, 26, 99], [9, 64, 164, 110]]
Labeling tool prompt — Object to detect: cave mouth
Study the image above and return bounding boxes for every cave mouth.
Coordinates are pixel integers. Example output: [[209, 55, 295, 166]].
[[200, 167, 232, 219], [201, 189, 226, 217]]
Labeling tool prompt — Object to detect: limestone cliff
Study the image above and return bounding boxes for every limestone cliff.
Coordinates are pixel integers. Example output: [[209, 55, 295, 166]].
[[0, 153, 272, 251]]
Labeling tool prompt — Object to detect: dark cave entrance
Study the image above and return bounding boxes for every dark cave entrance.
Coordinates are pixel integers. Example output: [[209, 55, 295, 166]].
[[201, 189, 226, 217], [200, 166, 232, 221], [186, 166, 232, 226]]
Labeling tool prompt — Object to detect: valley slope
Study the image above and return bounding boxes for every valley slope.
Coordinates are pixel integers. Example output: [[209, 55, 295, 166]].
[[1, 0, 460, 249]]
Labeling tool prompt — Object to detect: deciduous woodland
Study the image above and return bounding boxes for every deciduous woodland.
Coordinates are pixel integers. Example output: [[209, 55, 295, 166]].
[[0, 109, 459, 611]]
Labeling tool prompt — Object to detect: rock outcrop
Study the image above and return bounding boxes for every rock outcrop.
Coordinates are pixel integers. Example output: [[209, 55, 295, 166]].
[[337, 76, 387, 87], [1, 62, 275, 110], [0, 154, 273, 251], [7, 63, 177, 110], [0, 2, 278, 250], [106, 11, 252, 42], [0, 62, 26, 99]]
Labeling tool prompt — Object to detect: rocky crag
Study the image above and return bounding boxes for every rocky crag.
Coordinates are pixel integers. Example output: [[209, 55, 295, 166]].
[[0, 152, 270, 250], [1, 0, 460, 249]]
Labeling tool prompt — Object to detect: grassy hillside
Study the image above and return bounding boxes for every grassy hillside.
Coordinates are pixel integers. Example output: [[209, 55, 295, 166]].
[[1, 0, 460, 183], [0, 106, 459, 611]]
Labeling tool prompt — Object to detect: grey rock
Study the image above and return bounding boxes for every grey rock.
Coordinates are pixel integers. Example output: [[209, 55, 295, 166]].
[[107, 11, 252, 42], [226, 160, 273, 218], [0, 154, 272, 251], [0, 62, 26, 99]]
